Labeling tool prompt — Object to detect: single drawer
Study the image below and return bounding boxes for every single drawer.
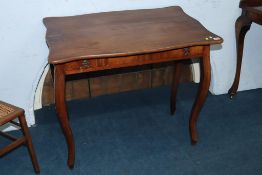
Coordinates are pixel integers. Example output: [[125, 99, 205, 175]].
[[63, 46, 204, 74], [105, 46, 204, 69]]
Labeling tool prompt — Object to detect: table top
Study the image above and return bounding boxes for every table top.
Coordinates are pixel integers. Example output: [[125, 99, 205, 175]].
[[44, 6, 223, 64]]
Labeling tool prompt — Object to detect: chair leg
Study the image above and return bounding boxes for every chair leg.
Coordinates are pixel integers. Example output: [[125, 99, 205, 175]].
[[228, 14, 252, 99], [18, 114, 40, 174]]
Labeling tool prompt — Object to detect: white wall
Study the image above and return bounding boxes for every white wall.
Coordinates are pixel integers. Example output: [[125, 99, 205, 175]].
[[0, 0, 261, 125]]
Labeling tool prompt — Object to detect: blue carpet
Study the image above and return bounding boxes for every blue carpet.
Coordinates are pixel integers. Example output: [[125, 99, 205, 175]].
[[1, 83, 262, 175]]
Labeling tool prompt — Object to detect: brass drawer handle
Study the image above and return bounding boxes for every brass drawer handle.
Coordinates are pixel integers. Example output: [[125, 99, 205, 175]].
[[80, 59, 90, 69], [184, 48, 190, 56]]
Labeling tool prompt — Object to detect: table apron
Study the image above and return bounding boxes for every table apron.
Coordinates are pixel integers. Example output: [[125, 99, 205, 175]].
[[61, 46, 205, 75]]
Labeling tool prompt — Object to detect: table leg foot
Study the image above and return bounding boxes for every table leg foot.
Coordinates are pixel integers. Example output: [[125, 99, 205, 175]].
[[68, 162, 74, 169], [190, 123, 198, 145], [228, 14, 251, 99], [190, 138, 197, 145]]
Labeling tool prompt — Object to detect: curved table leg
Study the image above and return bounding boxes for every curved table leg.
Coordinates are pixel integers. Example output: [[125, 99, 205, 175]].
[[228, 14, 252, 99], [54, 65, 75, 169], [189, 46, 211, 144], [170, 61, 182, 115]]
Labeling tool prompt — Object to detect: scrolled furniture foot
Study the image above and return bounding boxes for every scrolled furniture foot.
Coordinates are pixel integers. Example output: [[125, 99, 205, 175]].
[[189, 124, 198, 145], [228, 91, 236, 99]]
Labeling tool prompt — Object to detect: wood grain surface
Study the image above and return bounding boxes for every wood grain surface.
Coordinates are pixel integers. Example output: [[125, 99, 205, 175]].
[[44, 6, 222, 64]]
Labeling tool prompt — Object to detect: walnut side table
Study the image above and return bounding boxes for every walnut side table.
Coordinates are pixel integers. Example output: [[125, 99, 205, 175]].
[[43, 6, 223, 168]]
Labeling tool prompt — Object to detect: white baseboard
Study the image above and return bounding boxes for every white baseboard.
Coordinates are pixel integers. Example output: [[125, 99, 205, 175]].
[[191, 62, 200, 83], [34, 65, 50, 110]]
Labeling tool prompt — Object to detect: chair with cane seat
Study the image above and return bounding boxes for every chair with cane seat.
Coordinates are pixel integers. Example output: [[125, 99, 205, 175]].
[[0, 100, 40, 173]]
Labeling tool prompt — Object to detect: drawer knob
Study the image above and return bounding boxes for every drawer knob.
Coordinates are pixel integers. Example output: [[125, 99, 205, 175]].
[[80, 59, 90, 69], [184, 48, 190, 56]]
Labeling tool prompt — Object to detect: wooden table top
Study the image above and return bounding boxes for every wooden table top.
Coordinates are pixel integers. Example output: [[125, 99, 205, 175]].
[[44, 6, 223, 64]]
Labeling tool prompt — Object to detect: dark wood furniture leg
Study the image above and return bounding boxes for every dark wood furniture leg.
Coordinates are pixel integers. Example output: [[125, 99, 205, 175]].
[[50, 64, 55, 83], [170, 62, 182, 115], [228, 14, 252, 98], [190, 46, 211, 144], [54, 65, 75, 169], [18, 114, 40, 174]]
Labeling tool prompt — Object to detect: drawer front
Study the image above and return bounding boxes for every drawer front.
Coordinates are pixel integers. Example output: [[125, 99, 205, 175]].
[[63, 46, 204, 75], [105, 46, 204, 69]]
